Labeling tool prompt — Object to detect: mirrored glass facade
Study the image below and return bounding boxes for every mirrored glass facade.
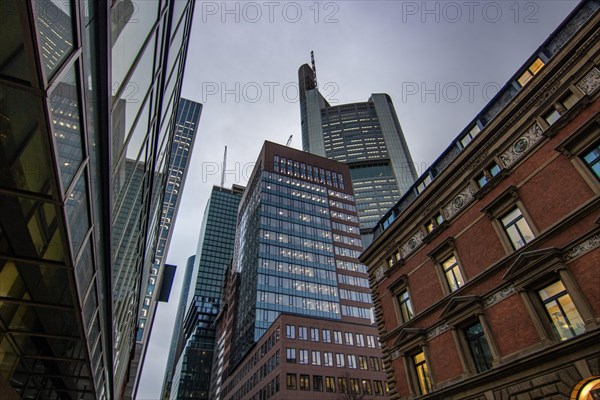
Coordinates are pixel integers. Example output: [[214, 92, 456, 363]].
[[0, 1, 196, 398]]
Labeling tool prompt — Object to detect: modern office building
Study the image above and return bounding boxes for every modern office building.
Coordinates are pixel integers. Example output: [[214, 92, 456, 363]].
[[214, 141, 387, 399], [164, 185, 244, 400], [360, 2, 600, 399], [298, 64, 418, 244], [125, 98, 202, 399], [0, 1, 196, 398]]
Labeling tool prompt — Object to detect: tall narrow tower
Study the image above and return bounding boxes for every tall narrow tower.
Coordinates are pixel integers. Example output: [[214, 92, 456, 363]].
[[298, 59, 418, 245]]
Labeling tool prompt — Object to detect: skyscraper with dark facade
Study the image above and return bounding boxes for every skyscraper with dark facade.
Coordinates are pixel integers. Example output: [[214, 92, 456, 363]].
[[214, 141, 387, 399], [164, 185, 244, 400], [0, 1, 196, 399], [125, 98, 202, 398], [299, 64, 418, 244]]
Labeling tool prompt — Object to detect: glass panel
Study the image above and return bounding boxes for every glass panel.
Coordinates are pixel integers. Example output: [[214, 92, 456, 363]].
[[65, 172, 90, 255], [0, 260, 72, 306], [35, 0, 75, 79], [518, 71, 533, 87], [75, 239, 95, 301], [0, 86, 55, 194], [0, 302, 78, 337], [111, 0, 159, 93], [544, 109, 561, 126], [529, 58, 545, 75], [49, 64, 83, 190], [0, 194, 65, 262], [561, 92, 578, 110], [538, 281, 566, 301], [583, 144, 600, 179], [558, 295, 585, 336], [0, 1, 33, 82], [489, 163, 501, 177], [13, 335, 85, 360]]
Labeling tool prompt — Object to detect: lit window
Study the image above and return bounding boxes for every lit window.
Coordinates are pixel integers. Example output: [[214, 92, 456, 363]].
[[326, 376, 336, 392], [350, 378, 361, 394], [464, 322, 494, 373], [374, 380, 384, 395], [413, 351, 432, 395], [501, 207, 535, 250], [299, 349, 308, 364], [338, 377, 348, 394], [355, 333, 365, 347], [363, 379, 372, 395], [286, 374, 297, 390], [298, 326, 307, 340], [583, 143, 600, 180], [344, 332, 354, 346], [397, 290, 414, 323], [538, 280, 585, 341], [348, 354, 357, 369], [517, 57, 545, 87], [366, 335, 376, 348], [311, 350, 321, 365], [426, 213, 444, 233], [336, 353, 345, 368], [299, 374, 310, 391], [324, 352, 334, 367], [359, 355, 368, 370], [441, 255, 465, 292], [370, 356, 380, 371]]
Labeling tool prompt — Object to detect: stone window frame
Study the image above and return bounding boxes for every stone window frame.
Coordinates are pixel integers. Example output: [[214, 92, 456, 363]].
[[428, 237, 468, 296], [387, 274, 415, 326], [481, 186, 539, 254], [439, 296, 500, 376], [536, 85, 586, 135], [422, 210, 448, 244], [555, 115, 600, 194], [472, 157, 507, 199], [503, 248, 596, 345], [393, 329, 435, 397]]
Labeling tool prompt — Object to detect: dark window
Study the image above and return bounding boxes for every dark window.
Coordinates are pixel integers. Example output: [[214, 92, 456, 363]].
[[583, 143, 600, 180], [313, 375, 323, 392], [464, 322, 493, 373]]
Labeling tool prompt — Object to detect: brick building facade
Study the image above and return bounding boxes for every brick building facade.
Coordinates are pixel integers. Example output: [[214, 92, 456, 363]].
[[360, 2, 600, 399]]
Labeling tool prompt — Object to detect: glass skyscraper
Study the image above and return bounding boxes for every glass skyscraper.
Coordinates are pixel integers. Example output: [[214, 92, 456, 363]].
[[299, 63, 418, 244], [163, 185, 244, 400], [0, 1, 196, 399]]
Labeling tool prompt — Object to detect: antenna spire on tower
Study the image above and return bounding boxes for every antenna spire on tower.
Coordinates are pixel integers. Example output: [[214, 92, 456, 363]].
[[221, 146, 227, 187], [310, 50, 318, 89]]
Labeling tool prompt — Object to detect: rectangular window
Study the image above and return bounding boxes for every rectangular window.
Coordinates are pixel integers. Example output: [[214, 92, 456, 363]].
[[334, 330, 343, 344], [313, 375, 323, 392], [326, 376, 336, 392], [347, 354, 357, 369], [310, 327, 319, 342], [583, 143, 600, 180], [544, 108, 561, 126], [363, 379, 373, 395], [298, 326, 307, 340], [538, 280, 585, 340], [414, 351, 432, 395], [338, 377, 348, 394], [367, 335, 376, 348], [560, 91, 578, 110], [374, 380, 384, 395], [336, 353, 345, 368], [517, 57, 544, 87], [299, 374, 310, 391], [324, 351, 334, 367], [344, 332, 354, 346], [299, 349, 309, 364], [286, 374, 297, 390], [355, 333, 365, 347], [286, 324, 295, 339], [464, 322, 493, 373], [441, 255, 465, 292], [322, 329, 332, 343], [350, 378, 361, 394], [397, 290, 415, 322], [359, 355, 368, 370], [311, 350, 321, 366], [286, 348, 296, 363], [501, 207, 535, 250], [370, 356, 380, 371]]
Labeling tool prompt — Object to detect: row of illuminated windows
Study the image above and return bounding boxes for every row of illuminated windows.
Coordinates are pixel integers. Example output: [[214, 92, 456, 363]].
[[329, 199, 357, 212], [285, 348, 381, 370], [262, 171, 327, 195], [259, 259, 337, 282], [333, 233, 363, 248], [285, 374, 386, 396], [335, 246, 362, 259], [257, 273, 338, 297], [338, 273, 370, 288], [331, 221, 360, 235], [336, 260, 368, 274], [261, 216, 332, 240], [285, 325, 378, 348], [259, 243, 334, 267], [404, 279, 586, 397], [256, 292, 340, 315], [262, 204, 330, 227], [261, 192, 329, 216], [330, 209, 359, 223], [339, 288, 372, 304], [273, 155, 345, 189], [261, 229, 333, 253], [328, 189, 355, 202], [262, 180, 327, 205]]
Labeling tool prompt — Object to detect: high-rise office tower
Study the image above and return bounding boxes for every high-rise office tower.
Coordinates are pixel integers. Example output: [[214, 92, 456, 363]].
[[0, 1, 196, 399], [163, 185, 244, 400], [214, 141, 387, 399], [125, 98, 202, 399], [299, 62, 418, 244]]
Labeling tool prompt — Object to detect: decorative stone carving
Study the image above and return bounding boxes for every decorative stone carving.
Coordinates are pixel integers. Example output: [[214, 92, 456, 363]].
[[390, 350, 401, 360], [499, 123, 543, 168], [375, 265, 385, 281], [564, 234, 600, 261], [426, 324, 449, 340], [401, 230, 425, 256], [576, 67, 600, 95], [484, 285, 516, 307], [443, 185, 475, 220]]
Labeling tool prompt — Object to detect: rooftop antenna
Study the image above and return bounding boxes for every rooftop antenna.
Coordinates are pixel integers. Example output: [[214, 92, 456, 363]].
[[286, 135, 293, 147], [220, 146, 227, 187], [310, 50, 318, 89]]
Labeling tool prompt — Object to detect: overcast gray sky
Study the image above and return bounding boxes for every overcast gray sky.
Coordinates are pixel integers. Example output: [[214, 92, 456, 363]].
[[137, 1, 580, 398]]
